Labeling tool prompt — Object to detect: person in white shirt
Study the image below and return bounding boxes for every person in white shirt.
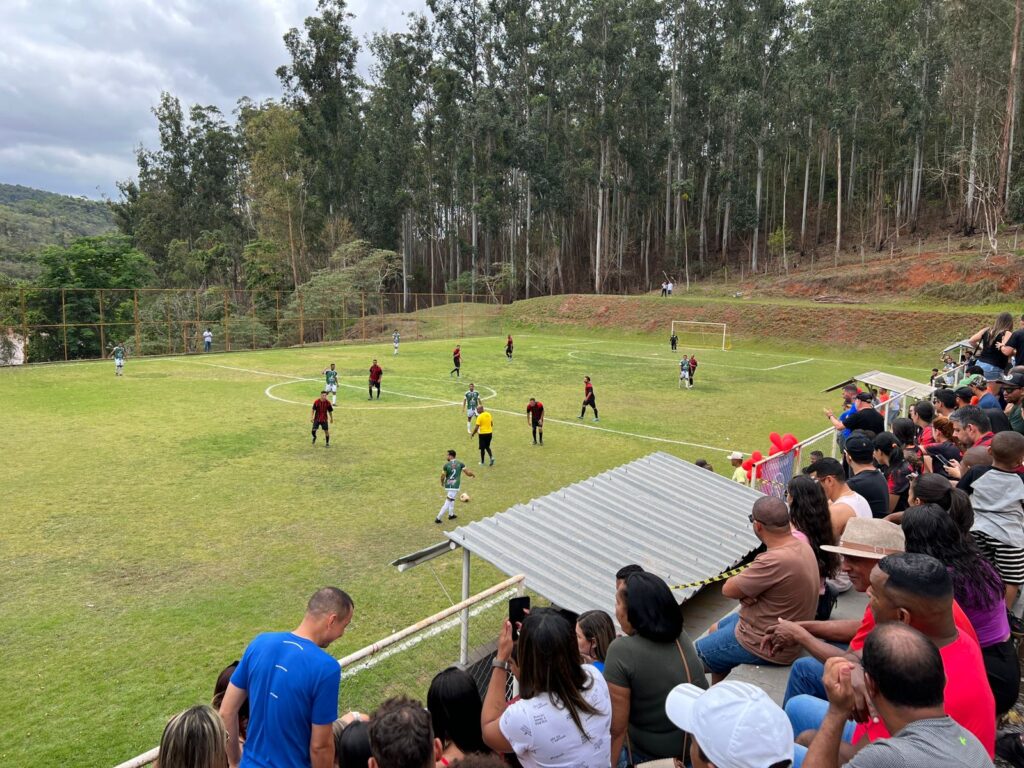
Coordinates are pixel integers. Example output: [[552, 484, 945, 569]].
[[482, 609, 612, 768], [203, 327, 213, 352]]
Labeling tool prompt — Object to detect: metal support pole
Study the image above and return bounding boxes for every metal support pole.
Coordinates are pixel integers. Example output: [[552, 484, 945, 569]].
[[223, 292, 230, 352], [460, 293, 465, 338], [98, 289, 106, 356], [299, 291, 305, 347], [275, 291, 281, 343], [61, 288, 68, 360], [251, 293, 257, 350], [133, 290, 141, 355], [361, 293, 366, 341], [20, 287, 28, 361], [460, 548, 471, 665]]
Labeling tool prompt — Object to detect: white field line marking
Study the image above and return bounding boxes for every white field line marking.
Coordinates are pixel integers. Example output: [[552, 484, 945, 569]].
[[566, 349, 813, 371], [184, 360, 498, 410], [192, 360, 737, 454]]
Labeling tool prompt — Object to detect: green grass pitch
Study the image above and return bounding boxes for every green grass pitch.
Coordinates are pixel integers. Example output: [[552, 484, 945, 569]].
[[0, 328, 934, 766]]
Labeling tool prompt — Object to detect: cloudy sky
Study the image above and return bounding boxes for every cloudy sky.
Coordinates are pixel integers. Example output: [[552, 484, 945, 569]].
[[0, 0, 425, 199]]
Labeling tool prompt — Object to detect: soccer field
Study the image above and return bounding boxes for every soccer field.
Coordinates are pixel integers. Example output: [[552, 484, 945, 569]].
[[0, 329, 935, 766]]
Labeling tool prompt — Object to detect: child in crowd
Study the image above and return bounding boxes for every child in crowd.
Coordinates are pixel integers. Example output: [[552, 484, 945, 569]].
[[958, 431, 1024, 609]]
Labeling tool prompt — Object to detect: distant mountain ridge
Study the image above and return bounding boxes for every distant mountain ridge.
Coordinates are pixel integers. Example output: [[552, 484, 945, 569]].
[[0, 183, 116, 280]]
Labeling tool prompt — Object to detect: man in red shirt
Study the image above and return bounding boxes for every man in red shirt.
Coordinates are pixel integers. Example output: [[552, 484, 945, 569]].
[[950, 405, 994, 449], [788, 553, 995, 763], [526, 398, 544, 445], [311, 391, 333, 447], [450, 345, 461, 378], [578, 376, 599, 422], [368, 359, 383, 400]]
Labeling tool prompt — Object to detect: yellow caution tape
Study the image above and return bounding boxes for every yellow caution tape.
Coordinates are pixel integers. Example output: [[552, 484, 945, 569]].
[[670, 564, 749, 591]]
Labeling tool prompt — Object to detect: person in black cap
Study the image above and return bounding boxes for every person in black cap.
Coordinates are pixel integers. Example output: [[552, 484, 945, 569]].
[[1001, 371, 1024, 435], [826, 391, 884, 436], [845, 432, 890, 518]]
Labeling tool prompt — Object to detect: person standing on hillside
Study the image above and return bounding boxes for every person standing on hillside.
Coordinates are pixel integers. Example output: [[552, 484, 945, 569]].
[[505, 334, 514, 362], [324, 363, 339, 405], [110, 342, 126, 376], [436, 449, 475, 524], [463, 383, 481, 435], [579, 376, 599, 421], [450, 345, 461, 377], [471, 405, 495, 466], [392, 329, 400, 355], [311, 391, 333, 447], [368, 359, 383, 400], [526, 397, 545, 445], [220, 587, 354, 768]]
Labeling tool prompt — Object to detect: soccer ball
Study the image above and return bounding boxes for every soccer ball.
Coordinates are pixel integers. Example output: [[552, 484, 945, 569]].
[[459, 492, 470, 503]]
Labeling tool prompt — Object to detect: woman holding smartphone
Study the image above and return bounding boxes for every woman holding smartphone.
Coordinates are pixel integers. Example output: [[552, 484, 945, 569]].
[[482, 609, 611, 768], [922, 415, 962, 479]]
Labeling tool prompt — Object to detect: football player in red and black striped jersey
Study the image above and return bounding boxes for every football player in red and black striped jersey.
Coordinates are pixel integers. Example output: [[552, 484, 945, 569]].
[[311, 391, 334, 446]]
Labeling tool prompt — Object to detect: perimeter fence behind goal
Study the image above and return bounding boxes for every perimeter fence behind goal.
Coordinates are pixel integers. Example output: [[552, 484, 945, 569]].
[[0, 288, 502, 364]]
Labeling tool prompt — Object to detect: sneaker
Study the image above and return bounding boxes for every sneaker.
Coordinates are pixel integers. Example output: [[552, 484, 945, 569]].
[[576, 415, 583, 419], [435, 518, 442, 524], [593, 417, 599, 422], [489, 458, 495, 466], [532, 440, 537, 445], [448, 514, 458, 521], [479, 462, 485, 466], [368, 397, 373, 400]]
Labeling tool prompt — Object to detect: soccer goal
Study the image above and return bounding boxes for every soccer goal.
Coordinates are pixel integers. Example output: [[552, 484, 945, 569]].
[[670, 321, 730, 351]]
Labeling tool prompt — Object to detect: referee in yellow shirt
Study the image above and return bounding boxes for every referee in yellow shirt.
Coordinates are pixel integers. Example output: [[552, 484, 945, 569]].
[[470, 405, 495, 466]]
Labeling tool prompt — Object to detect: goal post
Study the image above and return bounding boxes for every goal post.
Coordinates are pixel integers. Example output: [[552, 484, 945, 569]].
[[670, 321, 729, 351]]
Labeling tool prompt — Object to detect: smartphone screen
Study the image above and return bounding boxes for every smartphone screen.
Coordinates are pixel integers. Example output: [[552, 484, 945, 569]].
[[509, 596, 530, 640]]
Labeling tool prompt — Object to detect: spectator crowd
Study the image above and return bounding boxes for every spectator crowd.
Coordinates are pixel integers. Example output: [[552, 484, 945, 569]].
[[152, 311, 1024, 768]]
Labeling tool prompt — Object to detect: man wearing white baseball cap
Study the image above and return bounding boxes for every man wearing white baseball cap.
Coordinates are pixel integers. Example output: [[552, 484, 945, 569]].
[[665, 680, 794, 768], [728, 452, 747, 483]]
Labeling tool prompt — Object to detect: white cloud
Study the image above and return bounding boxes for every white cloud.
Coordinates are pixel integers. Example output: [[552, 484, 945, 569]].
[[0, 0, 426, 198]]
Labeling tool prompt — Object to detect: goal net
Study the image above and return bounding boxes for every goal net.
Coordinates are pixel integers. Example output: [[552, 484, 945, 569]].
[[670, 321, 729, 351]]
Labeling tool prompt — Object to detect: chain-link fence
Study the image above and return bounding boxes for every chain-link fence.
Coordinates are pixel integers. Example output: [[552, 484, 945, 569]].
[[0, 288, 502, 364]]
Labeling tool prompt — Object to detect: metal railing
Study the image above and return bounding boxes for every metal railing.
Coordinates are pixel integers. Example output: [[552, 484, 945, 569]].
[[748, 427, 838, 499], [111, 574, 525, 768]]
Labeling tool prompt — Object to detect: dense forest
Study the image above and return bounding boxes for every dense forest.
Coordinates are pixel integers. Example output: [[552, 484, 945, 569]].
[[104, 0, 1023, 300], [0, 184, 115, 279]]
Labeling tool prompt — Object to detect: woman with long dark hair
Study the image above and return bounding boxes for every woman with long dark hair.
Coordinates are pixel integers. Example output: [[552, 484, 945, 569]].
[[969, 311, 1015, 378], [787, 475, 841, 620], [429, 667, 489, 763], [873, 432, 913, 513], [605, 572, 707, 767], [922, 415, 963, 479], [482, 609, 610, 768], [576, 610, 616, 672], [902, 504, 1020, 714]]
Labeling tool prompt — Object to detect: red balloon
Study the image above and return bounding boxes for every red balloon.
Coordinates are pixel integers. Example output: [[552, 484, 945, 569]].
[[769, 431, 783, 448], [782, 434, 799, 451]]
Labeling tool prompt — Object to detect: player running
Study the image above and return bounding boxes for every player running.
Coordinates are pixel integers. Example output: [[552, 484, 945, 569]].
[[112, 342, 126, 376], [526, 397, 544, 445], [368, 359, 383, 400], [436, 449, 475, 524], [578, 376, 599, 421], [450, 345, 462, 377], [505, 335, 513, 361], [471, 405, 495, 466], [324, 363, 339, 404], [393, 330, 400, 355], [463, 383, 481, 434], [311, 390, 333, 447]]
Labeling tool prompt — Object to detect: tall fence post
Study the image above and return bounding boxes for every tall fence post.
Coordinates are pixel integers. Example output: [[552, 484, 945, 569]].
[[361, 293, 366, 341], [223, 291, 231, 352], [133, 290, 141, 355], [166, 301, 172, 355], [251, 293, 257, 350], [275, 291, 281, 345], [98, 289, 106, 356], [20, 287, 28, 361], [298, 291, 305, 347], [460, 294, 465, 338], [60, 288, 68, 360]]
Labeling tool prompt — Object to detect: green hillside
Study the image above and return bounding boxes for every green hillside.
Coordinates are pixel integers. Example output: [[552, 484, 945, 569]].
[[0, 183, 116, 280]]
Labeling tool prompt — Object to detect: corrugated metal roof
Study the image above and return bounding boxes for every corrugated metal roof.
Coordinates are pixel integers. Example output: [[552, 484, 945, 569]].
[[823, 370, 933, 399], [444, 452, 762, 622]]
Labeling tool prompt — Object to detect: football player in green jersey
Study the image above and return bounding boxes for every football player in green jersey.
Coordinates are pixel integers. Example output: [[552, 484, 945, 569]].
[[463, 383, 481, 434], [112, 343, 126, 376], [437, 449, 475, 523], [324, 363, 339, 404]]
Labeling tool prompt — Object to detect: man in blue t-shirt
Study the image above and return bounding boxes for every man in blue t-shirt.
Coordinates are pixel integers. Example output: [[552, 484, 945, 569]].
[[220, 587, 354, 768]]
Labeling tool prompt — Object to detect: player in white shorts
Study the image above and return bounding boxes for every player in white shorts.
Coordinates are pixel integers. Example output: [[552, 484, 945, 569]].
[[324, 363, 339, 404], [112, 343, 126, 376], [393, 330, 400, 355], [463, 383, 481, 434]]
